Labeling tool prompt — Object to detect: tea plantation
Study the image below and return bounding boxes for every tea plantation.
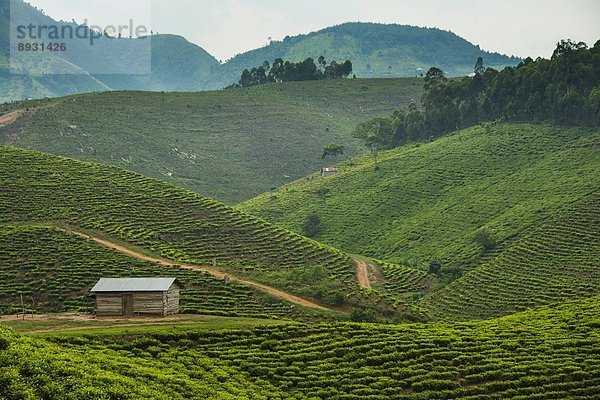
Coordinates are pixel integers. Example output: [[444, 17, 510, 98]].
[[1, 296, 598, 399], [424, 191, 600, 320], [241, 123, 600, 319], [240, 123, 600, 274], [0, 121, 598, 399], [0, 146, 355, 306], [379, 261, 435, 299], [0, 225, 306, 318]]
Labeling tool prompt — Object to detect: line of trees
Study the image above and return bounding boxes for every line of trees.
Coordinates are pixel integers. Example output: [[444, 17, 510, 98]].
[[353, 39, 600, 168], [233, 57, 353, 88]]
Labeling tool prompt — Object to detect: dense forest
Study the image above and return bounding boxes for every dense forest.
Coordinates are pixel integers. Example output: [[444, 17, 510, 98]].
[[234, 57, 353, 88], [354, 39, 600, 157]]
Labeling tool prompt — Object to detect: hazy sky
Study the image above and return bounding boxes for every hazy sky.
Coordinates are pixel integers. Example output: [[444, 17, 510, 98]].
[[25, 0, 600, 62]]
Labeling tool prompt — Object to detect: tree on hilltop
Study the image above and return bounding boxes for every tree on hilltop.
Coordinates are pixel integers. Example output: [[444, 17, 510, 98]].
[[474, 57, 485, 75], [352, 116, 395, 170], [423, 67, 446, 90]]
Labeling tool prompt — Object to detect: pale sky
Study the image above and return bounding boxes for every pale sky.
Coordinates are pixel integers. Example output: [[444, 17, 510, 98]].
[[25, 0, 600, 62]]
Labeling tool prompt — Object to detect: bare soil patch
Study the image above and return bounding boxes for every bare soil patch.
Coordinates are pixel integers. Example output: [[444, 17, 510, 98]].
[[0, 111, 21, 126]]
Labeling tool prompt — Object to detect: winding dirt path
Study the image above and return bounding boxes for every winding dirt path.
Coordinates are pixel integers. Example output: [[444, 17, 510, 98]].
[[355, 259, 372, 289], [67, 230, 330, 311]]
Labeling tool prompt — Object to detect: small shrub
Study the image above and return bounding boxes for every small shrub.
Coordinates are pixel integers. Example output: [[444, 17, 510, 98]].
[[260, 339, 279, 351], [0, 336, 10, 350], [314, 187, 330, 198], [428, 261, 442, 276], [474, 228, 497, 251], [302, 214, 322, 238], [350, 306, 377, 323]]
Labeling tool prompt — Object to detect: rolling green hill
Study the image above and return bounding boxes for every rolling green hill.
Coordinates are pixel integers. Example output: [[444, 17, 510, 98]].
[[218, 22, 520, 87], [0, 78, 423, 204], [423, 191, 600, 320], [0, 145, 356, 307], [2, 296, 599, 398], [240, 123, 599, 267], [0, 225, 311, 318], [240, 123, 600, 317], [0, 0, 112, 102]]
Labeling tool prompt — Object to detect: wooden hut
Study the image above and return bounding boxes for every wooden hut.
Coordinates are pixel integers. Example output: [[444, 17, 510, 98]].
[[91, 278, 180, 317]]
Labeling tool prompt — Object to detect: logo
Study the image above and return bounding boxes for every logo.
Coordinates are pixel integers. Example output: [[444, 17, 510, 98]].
[[9, 0, 152, 75]]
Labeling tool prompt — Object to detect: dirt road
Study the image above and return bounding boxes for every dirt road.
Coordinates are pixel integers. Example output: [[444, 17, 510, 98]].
[[355, 259, 372, 289], [68, 230, 330, 311]]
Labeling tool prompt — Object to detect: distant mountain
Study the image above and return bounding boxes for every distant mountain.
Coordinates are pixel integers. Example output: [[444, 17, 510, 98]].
[[1, 0, 520, 102], [0, 0, 110, 101], [91, 34, 221, 92], [216, 22, 521, 87], [0, 0, 220, 102]]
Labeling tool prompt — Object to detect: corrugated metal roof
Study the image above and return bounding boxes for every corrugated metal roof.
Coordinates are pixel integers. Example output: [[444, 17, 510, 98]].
[[91, 278, 178, 292]]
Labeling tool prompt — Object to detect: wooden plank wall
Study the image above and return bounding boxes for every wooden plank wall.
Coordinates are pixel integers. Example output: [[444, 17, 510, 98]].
[[163, 285, 180, 316], [96, 294, 123, 316], [133, 292, 164, 316], [95, 285, 180, 317]]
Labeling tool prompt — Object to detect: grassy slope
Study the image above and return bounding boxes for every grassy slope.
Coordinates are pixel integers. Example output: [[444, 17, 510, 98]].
[[240, 123, 600, 270], [0, 146, 356, 306], [423, 191, 600, 320], [0, 225, 312, 318], [240, 123, 600, 319], [2, 296, 599, 399], [0, 78, 423, 204]]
